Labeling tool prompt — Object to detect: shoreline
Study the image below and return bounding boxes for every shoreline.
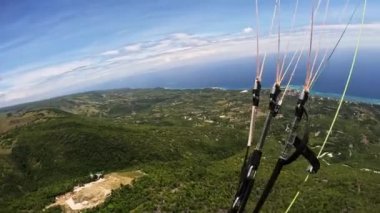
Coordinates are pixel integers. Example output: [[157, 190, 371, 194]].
[[1, 86, 379, 111], [164, 86, 380, 105]]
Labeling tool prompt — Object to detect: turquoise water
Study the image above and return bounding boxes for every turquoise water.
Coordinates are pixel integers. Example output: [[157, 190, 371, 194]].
[[98, 49, 380, 105]]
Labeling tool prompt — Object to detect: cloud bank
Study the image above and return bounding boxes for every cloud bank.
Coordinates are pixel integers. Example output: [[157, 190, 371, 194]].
[[1, 23, 380, 107]]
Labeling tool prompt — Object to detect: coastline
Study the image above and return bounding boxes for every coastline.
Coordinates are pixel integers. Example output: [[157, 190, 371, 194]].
[[198, 85, 380, 105], [1, 86, 379, 111]]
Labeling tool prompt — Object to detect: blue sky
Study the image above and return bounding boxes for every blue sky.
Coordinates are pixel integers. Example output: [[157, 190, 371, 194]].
[[0, 0, 379, 107]]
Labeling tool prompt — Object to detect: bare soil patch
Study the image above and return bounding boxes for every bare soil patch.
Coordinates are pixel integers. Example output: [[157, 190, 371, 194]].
[[45, 170, 144, 212]]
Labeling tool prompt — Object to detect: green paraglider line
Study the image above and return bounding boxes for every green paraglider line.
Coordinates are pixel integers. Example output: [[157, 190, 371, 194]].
[[284, 0, 367, 212]]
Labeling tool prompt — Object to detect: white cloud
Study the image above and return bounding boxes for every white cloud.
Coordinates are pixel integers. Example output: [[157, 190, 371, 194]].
[[100, 50, 119, 56], [171, 33, 192, 39], [2, 23, 380, 107], [1, 60, 93, 105], [243, 27, 254, 33], [124, 44, 141, 52]]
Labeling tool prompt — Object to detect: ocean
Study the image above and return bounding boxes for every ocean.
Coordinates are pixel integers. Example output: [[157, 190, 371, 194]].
[[98, 48, 380, 104]]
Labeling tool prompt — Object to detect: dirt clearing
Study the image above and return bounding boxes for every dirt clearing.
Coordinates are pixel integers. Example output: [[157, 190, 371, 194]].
[[45, 170, 144, 212]]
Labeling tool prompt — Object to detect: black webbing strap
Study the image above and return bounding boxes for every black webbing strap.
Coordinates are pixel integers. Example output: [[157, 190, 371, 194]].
[[269, 84, 281, 116], [230, 82, 280, 213], [239, 80, 262, 181], [301, 142, 320, 173], [253, 139, 320, 213], [282, 136, 320, 173], [282, 118, 309, 166], [252, 80, 262, 107], [253, 101, 320, 212], [282, 136, 304, 165], [253, 159, 285, 213], [239, 80, 262, 180], [288, 106, 320, 172], [238, 147, 251, 184], [230, 150, 262, 213]]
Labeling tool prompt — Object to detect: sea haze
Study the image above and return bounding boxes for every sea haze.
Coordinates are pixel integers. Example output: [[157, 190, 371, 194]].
[[97, 48, 380, 101]]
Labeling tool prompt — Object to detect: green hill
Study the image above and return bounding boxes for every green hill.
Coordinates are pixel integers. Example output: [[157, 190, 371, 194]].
[[0, 88, 379, 212]]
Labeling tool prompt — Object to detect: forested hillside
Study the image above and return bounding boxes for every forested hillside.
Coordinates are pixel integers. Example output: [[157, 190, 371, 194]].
[[0, 89, 379, 212]]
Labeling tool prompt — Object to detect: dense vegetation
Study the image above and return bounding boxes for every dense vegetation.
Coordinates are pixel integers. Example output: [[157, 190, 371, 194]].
[[0, 88, 379, 212]]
